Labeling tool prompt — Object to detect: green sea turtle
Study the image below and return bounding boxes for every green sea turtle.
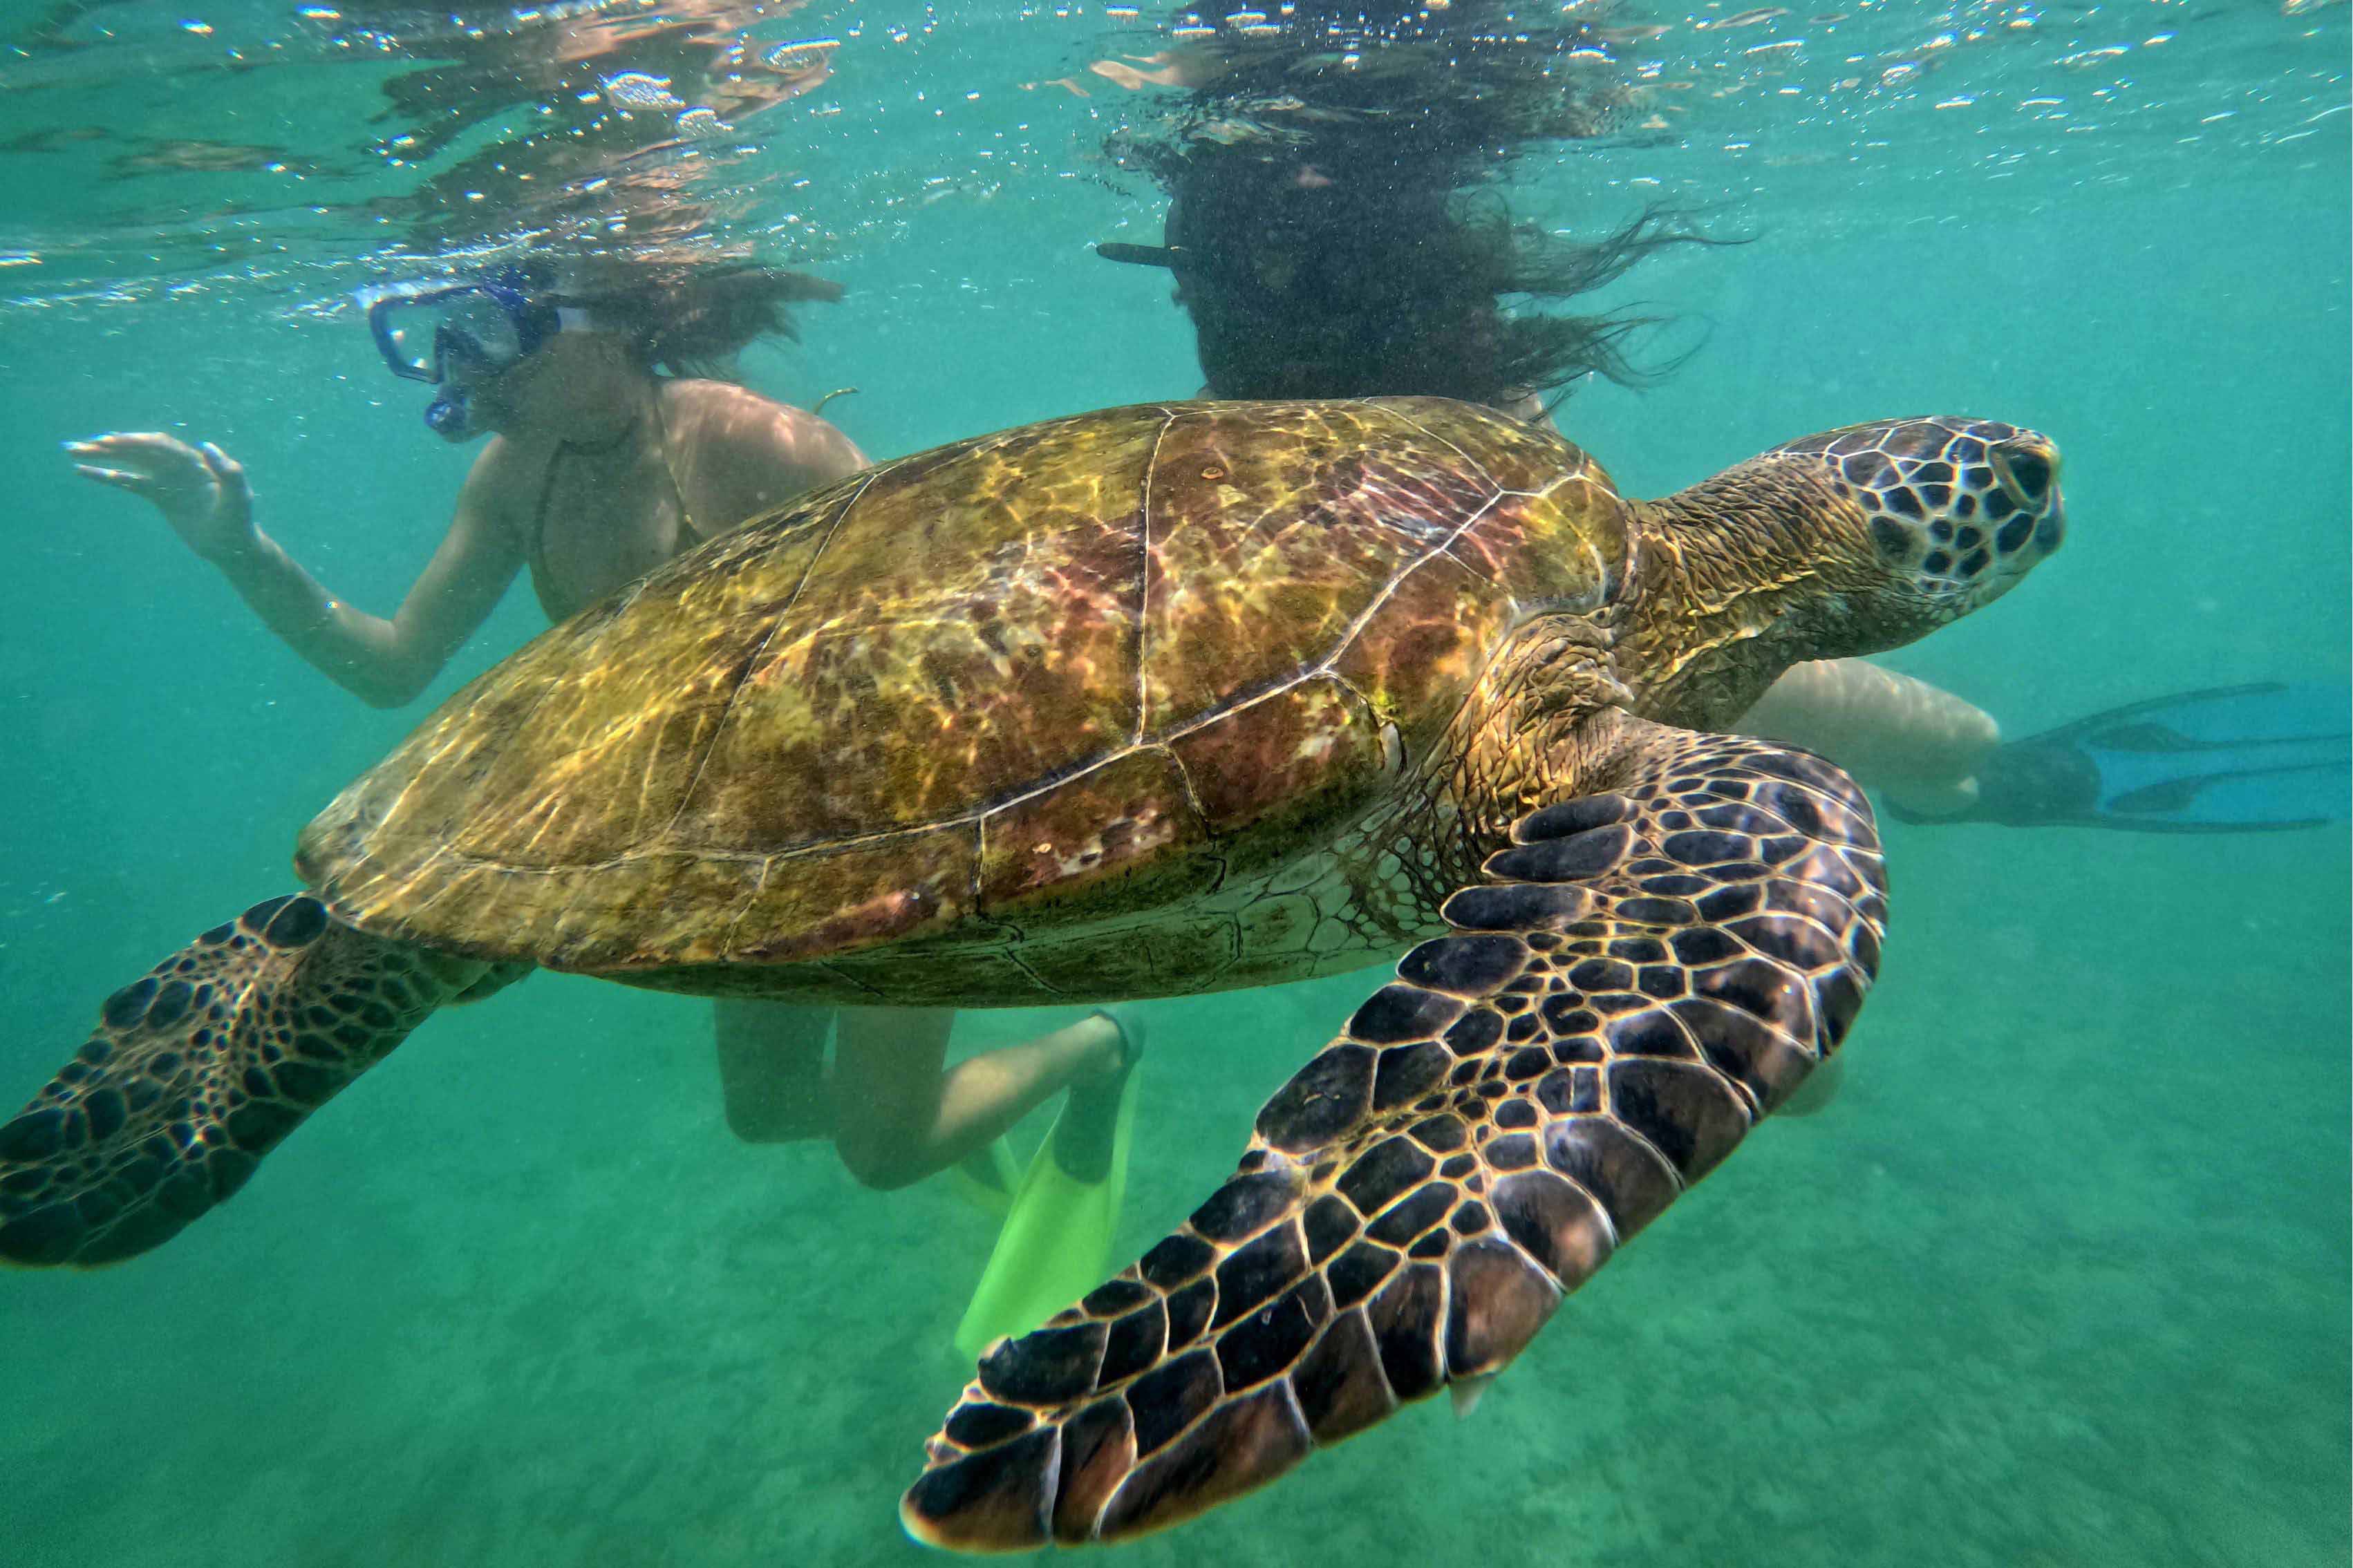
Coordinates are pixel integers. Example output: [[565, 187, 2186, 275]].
[[0, 397, 2062, 1545]]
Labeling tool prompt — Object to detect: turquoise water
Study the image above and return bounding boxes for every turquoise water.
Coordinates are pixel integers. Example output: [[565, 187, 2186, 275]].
[[1, 3, 2348, 1565]]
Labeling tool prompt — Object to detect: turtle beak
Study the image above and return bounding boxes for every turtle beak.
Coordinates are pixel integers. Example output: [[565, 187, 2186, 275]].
[[1989, 437, 2064, 560], [2035, 493, 2065, 558]]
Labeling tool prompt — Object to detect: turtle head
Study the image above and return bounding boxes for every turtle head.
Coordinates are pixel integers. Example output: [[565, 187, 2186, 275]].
[[1767, 416, 2065, 634], [1620, 416, 2063, 725]]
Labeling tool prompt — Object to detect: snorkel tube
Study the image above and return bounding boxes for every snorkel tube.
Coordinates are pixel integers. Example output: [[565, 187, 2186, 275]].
[[1095, 242, 1190, 270], [424, 383, 476, 442], [420, 326, 498, 442]]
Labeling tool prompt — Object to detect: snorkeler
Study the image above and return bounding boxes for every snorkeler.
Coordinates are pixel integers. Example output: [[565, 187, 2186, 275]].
[[63, 260, 1145, 1339], [66, 261, 862, 709]]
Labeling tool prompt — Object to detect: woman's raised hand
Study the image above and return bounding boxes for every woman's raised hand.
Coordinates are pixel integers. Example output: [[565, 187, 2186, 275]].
[[65, 432, 259, 562]]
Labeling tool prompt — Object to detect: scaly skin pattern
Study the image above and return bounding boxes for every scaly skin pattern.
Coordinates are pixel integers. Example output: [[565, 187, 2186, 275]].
[[1617, 417, 2062, 733], [0, 896, 504, 1266], [299, 398, 1626, 998], [900, 721, 1892, 1547]]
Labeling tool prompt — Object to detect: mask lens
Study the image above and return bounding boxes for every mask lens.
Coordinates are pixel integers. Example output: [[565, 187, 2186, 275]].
[[377, 308, 439, 379], [431, 293, 525, 375], [368, 284, 532, 383]]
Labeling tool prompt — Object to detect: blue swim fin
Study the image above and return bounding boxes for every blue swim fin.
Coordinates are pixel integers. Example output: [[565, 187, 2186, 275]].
[[1896, 681, 2350, 832]]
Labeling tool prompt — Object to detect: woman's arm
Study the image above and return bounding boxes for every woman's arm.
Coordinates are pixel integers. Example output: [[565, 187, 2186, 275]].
[[68, 432, 524, 708], [1739, 659, 2001, 815]]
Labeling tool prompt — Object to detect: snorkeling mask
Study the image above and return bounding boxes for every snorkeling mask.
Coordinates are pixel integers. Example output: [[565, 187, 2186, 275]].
[[362, 270, 563, 440]]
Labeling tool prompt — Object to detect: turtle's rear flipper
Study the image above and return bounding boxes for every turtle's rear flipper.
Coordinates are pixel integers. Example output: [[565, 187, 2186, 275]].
[[0, 895, 493, 1268], [901, 725, 1887, 1549]]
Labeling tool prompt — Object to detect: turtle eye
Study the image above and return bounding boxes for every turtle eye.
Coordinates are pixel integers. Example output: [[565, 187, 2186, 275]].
[[1991, 443, 2054, 508]]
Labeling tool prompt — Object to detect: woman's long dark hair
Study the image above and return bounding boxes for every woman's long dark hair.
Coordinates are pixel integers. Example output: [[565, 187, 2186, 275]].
[[1115, 0, 1725, 405], [559, 259, 845, 379]]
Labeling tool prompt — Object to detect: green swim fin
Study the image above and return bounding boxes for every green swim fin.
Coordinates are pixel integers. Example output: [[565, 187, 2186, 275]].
[[1893, 681, 2351, 832], [953, 1012, 1143, 1362]]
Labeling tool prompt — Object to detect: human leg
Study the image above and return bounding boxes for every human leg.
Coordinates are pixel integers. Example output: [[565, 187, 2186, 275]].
[[711, 999, 837, 1143], [832, 1008, 1125, 1191], [954, 1010, 1147, 1357]]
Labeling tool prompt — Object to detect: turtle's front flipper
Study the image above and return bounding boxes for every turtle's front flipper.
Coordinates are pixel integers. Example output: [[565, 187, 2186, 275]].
[[902, 726, 1886, 1549], [0, 895, 500, 1268]]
